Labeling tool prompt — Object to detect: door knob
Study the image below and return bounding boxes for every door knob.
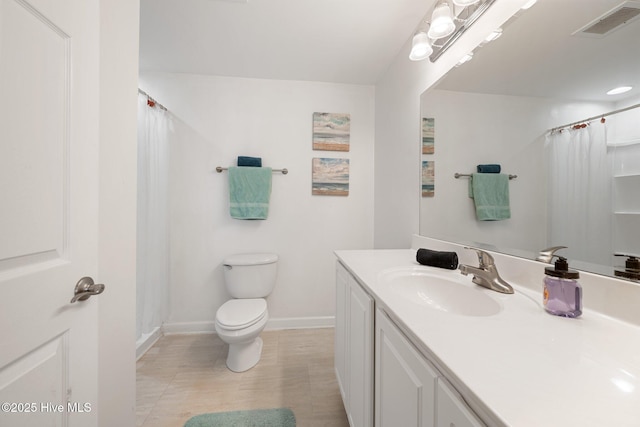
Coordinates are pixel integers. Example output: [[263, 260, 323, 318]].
[[70, 277, 105, 303]]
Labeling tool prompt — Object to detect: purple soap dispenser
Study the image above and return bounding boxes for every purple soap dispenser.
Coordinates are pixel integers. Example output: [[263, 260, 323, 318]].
[[543, 256, 582, 317], [543, 256, 582, 318]]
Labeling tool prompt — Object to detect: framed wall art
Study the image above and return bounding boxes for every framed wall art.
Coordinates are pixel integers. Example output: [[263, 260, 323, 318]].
[[312, 158, 349, 196], [313, 112, 350, 152]]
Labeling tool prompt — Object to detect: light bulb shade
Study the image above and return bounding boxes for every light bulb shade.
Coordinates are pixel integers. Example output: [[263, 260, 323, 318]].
[[428, 2, 456, 39], [409, 32, 433, 61], [453, 0, 480, 6]]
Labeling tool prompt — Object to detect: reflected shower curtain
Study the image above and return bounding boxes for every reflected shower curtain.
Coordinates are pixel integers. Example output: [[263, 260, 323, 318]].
[[546, 124, 612, 265], [136, 92, 170, 342]]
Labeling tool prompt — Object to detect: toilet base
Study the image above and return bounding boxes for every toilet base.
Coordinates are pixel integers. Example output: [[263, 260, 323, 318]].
[[226, 336, 263, 372]]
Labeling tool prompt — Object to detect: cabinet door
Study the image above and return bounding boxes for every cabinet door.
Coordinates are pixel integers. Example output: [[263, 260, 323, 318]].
[[347, 274, 374, 427], [376, 309, 438, 427], [335, 261, 374, 427], [437, 379, 485, 427], [335, 261, 349, 403]]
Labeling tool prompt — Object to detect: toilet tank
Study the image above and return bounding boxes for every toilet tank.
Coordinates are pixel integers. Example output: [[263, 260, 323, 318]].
[[223, 253, 278, 298]]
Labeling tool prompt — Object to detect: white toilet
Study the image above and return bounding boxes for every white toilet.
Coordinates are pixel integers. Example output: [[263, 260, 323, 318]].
[[215, 253, 278, 372]]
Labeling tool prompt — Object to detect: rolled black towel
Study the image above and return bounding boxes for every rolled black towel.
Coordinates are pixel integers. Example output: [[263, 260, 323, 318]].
[[416, 248, 459, 270], [237, 156, 262, 167], [476, 164, 501, 173]]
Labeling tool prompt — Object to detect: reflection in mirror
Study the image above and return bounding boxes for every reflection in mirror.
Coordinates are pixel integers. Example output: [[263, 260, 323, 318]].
[[419, 0, 640, 280]]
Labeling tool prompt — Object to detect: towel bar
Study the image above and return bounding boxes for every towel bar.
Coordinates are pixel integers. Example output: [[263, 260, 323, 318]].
[[455, 173, 517, 180], [216, 166, 288, 175]]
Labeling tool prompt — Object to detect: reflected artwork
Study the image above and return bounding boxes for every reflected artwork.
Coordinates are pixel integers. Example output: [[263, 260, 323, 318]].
[[422, 160, 434, 197], [422, 117, 435, 154]]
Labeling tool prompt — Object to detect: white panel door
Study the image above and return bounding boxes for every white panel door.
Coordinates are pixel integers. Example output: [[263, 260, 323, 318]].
[[0, 0, 101, 426]]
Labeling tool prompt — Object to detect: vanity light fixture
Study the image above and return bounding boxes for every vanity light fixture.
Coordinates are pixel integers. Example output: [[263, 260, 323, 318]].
[[428, 1, 456, 39], [408, 0, 497, 62], [453, 0, 480, 6], [521, 0, 537, 10], [409, 31, 434, 61], [607, 86, 633, 95]]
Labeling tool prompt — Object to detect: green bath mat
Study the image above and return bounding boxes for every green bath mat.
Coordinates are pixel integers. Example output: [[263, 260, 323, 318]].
[[184, 408, 295, 427]]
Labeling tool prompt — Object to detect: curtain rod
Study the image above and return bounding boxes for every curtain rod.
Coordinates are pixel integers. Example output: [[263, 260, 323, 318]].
[[138, 88, 168, 112], [549, 102, 640, 134]]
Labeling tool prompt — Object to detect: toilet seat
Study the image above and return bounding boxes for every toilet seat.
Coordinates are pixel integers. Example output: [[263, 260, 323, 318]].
[[216, 298, 267, 331]]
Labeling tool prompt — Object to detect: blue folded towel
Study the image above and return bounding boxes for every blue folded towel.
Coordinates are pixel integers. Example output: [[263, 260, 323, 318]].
[[477, 164, 501, 173], [237, 156, 262, 167], [469, 173, 510, 221], [228, 167, 272, 220]]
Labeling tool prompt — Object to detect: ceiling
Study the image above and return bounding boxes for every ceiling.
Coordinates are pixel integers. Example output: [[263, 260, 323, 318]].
[[436, 0, 640, 102], [139, 0, 431, 85]]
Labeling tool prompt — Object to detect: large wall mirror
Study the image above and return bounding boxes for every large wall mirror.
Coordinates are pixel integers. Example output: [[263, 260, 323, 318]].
[[419, 0, 640, 280]]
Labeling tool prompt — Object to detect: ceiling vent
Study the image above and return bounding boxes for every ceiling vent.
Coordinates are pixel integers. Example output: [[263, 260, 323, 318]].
[[574, 1, 640, 37]]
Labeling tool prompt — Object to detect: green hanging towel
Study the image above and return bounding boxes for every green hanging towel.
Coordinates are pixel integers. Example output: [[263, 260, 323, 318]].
[[228, 166, 272, 219], [469, 173, 511, 221]]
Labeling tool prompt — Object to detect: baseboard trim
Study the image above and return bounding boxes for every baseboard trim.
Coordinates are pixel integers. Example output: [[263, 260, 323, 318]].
[[135, 326, 163, 360], [266, 316, 335, 330], [162, 316, 335, 336], [162, 321, 216, 335]]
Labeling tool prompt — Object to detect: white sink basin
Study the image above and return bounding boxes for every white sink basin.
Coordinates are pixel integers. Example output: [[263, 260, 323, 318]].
[[378, 266, 502, 317]]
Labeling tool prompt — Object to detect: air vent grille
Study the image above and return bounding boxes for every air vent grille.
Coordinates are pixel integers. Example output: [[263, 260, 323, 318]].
[[578, 3, 640, 36]]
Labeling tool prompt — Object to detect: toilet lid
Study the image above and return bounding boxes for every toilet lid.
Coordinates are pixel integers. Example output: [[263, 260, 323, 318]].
[[216, 298, 267, 330]]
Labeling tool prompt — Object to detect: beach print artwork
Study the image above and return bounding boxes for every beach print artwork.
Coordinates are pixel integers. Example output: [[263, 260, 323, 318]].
[[422, 117, 435, 154], [313, 112, 350, 152], [422, 160, 435, 197], [312, 158, 349, 196]]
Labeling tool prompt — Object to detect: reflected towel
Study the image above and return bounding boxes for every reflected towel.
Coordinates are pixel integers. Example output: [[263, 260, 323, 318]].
[[476, 164, 501, 173], [228, 166, 272, 220], [469, 173, 510, 221]]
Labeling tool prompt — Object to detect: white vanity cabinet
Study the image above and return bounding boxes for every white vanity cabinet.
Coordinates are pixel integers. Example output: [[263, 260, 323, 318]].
[[335, 261, 374, 427], [375, 308, 438, 427], [336, 259, 487, 427], [375, 309, 486, 427]]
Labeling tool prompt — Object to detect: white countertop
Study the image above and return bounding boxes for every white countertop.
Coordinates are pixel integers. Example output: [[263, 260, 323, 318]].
[[335, 249, 640, 427]]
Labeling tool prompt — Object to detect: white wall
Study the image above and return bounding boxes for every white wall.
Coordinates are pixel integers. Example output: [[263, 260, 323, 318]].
[[373, 0, 533, 249], [139, 73, 375, 331], [419, 89, 612, 253], [373, 37, 429, 249]]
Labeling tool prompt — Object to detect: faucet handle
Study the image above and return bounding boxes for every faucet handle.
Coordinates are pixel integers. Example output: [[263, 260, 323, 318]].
[[464, 247, 494, 267], [536, 246, 567, 263], [614, 253, 640, 270]]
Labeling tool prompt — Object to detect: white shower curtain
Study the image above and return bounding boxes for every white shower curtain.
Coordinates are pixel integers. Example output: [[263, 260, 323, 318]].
[[546, 123, 612, 266], [136, 92, 170, 342]]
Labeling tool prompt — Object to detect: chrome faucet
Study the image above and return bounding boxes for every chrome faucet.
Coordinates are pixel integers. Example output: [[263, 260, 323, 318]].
[[536, 246, 567, 263], [459, 247, 514, 294]]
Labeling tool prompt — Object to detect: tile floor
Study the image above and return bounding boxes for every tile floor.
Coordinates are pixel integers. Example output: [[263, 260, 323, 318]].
[[136, 328, 350, 427]]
